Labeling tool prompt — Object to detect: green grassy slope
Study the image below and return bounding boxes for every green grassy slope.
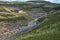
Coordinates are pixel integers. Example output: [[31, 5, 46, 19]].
[[14, 10, 60, 40], [1, 1, 58, 40], [14, 3, 60, 40]]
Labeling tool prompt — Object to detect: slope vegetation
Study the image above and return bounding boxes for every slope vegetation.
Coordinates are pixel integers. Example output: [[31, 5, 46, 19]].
[[14, 2, 60, 40]]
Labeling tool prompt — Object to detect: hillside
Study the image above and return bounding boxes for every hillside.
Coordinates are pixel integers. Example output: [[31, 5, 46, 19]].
[[14, 1, 60, 40], [0, 1, 47, 40], [0, 1, 60, 40], [14, 13, 60, 40]]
